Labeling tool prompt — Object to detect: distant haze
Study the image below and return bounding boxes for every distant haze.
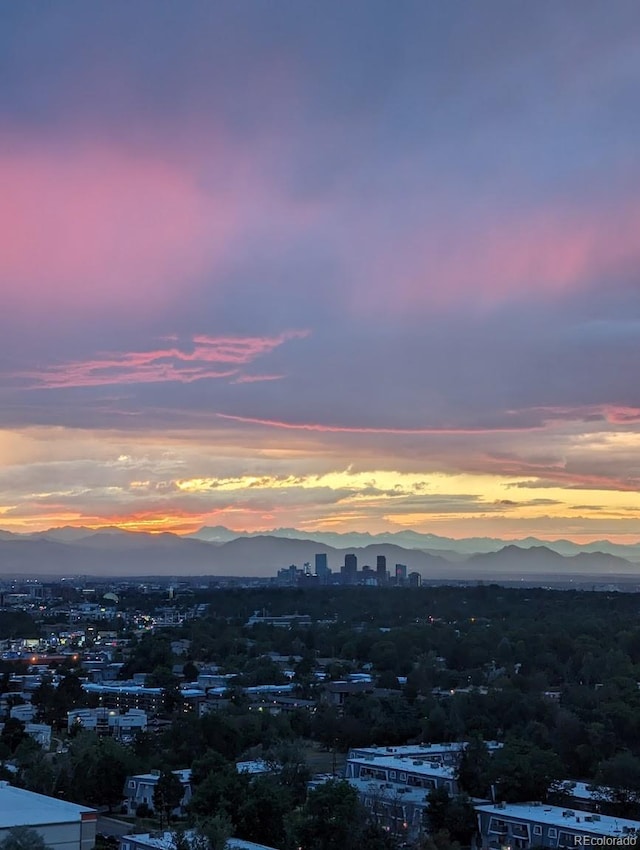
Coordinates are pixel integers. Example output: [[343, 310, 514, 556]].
[[0, 526, 639, 579]]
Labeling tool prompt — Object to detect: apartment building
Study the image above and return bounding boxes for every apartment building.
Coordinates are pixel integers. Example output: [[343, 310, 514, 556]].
[[0, 782, 97, 850], [475, 802, 640, 850]]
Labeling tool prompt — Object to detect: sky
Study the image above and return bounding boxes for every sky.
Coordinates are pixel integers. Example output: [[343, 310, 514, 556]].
[[1, 1, 640, 542]]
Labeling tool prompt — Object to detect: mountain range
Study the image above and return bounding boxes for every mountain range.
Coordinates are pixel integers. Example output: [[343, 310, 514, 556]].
[[0, 525, 638, 579]]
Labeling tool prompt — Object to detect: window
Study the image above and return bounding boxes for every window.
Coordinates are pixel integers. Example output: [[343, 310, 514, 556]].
[[533, 826, 542, 836], [549, 828, 558, 838], [399, 772, 407, 782], [390, 771, 396, 779], [128, 780, 135, 788], [512, 823, 529, 839]]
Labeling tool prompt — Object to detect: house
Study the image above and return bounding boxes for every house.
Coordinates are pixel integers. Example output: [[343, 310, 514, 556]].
[[119, 832, 277, 850], [475, 802, 640, 850], [0, 781, 97, 850], [123, 769, 191, 816]]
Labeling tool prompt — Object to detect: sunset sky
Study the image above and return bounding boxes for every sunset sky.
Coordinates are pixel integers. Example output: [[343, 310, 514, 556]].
[[2, 1, 640, 542]]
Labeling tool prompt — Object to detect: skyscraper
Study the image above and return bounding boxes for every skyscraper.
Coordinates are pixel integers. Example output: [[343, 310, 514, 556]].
[[376, 554, 387, 585], [343, 553, 358, 584], [315, 553, 329, 584], [395, 563, 407, 586]]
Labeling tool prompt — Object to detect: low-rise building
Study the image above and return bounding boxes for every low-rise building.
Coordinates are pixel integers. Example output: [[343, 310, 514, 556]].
[[475, 802, 640, 850], [345, 752, 459, 841], [68, 707, 147, 739], [348, 741, 502, 765], [120, 832, 277, 850], [0, 721, 51, 749], [345, 753, 458, 794], [0, 781, 97, 850], [123, 769, 191, 816], [245, 612, 312, 628]]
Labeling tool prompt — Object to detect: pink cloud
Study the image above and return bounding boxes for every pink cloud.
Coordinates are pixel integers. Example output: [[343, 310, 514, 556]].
[[0, 143, 238, 315], [16, 331, 307, 388], [231, 374, 286, 384], [355, 198, 640, 311]]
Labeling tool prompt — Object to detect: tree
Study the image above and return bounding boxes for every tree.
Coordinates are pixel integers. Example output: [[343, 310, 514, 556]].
[[67, 733, 132, 811], [183, 661, 199, 681], [0, 826, 51, 850], [154, 770, 185, 828], [457, 736, 492, 798], [426, 786, 451, 834], [290, 780, 365, 850], [491, 738, 562, 803], [236, 776, 288, 847], [0, 718, 28, 754], [594, 752, 640, 817], [198, 814, 233, 850]]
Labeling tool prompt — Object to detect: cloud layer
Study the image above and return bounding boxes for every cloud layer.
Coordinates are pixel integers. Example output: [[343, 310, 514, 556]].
[[1, 2, 640, 541]]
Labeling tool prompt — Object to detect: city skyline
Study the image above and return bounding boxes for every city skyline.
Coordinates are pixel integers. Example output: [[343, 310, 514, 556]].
[[2, 2, 640, 543]]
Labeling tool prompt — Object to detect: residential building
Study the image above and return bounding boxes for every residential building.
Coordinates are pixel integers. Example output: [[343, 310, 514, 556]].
[[245, 612, 312, 628], [83, 682, 164, 714], [119, 832, 277, 850], [323, 679, 375, 707], [68, 707, 147, 739], [83, 682, 204, 715], [0, 721, 51, 749], [345, 754, 458, 794], [345, 753, 458, 840], [348, 741, 502, 765], [0, 781, 97, 850], [123, 769, 191, 816], [475, 802, 640, 850]]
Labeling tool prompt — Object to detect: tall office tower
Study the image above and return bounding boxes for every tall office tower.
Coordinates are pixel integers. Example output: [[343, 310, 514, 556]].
[[315, 553, 329, 584], [376, 554, 387, 585], [408, 571, 422, 588], [395, 563, 407, 586], [344, 553, 358, 584]]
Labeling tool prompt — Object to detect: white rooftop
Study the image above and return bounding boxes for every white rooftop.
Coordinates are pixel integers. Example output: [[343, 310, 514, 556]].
[[121, 831, 276, 849], [348, 755, 455, 779], [475, 803, 640, 837], [0, 782, 95, 828], [130, 769, 191, 784], [236, 759, 271, 774], [349, 741, 502, 759], [346, 777, 431, 806]]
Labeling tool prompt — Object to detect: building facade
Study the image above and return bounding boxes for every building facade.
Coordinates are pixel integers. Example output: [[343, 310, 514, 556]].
[[475, 802, 640, 850], [0, 782, 97, 850]]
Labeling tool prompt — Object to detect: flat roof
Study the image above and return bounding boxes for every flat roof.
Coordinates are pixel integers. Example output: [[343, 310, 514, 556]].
[[475, 803, 640, 836], [346, 777, 430, 806], [121, 831, 276, 849], [0, 783, 95, 828], [350, 741, 502, 758], [348, 755, 455, 779]]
